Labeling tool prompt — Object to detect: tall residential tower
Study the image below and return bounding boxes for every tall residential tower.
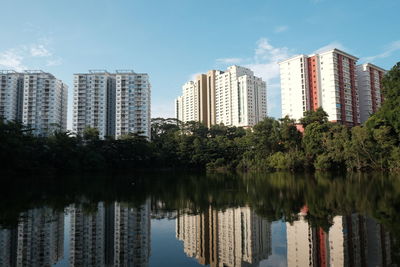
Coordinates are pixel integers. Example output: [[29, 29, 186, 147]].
[[73, 70, 151, 139], [176, 65, 267, 128], [0, 70, 68, 135], [280, 49, 360, 126], [356, 63, 386, 123]]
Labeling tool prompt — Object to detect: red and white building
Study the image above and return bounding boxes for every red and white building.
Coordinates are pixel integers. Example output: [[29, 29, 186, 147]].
[[280, 49, 361, 126], [356, 63, 386, 123]]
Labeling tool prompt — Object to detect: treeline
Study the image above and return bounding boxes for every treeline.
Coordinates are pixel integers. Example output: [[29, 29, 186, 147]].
[[1, 62, 400, 174], [153, 62, 400, 172]]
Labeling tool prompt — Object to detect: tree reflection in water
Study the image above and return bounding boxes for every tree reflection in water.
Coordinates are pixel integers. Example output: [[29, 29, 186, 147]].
[[0, 172, 398, 266]]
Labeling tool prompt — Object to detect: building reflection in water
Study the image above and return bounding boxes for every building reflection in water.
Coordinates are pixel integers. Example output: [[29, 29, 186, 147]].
[[0, 200, 151, 267], [69, 200, 151, 267], [287, 207, 392, 267], [0, 207, 64, 267], [176, 206, 272, 267]]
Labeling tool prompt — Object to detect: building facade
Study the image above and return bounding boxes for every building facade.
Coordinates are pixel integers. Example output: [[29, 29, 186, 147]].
[[356, 63, 386, 123], [0, 70, 23, 122], [0, 70, 68, 135], [115, 72, 151, 138], [176, 65, 267, 128], [280, 49, 361, 126], [73, 71, 115, 138], [175, 81, 199, 123], [21, 71, 68, 136], [73, 70, 151, 139]]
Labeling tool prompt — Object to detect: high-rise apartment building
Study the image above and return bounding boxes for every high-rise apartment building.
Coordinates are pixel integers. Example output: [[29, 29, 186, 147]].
[[176, 65, 267, 128], [22, 71, 68, 135], [73, 71, 115, 138], [0, 70, 68, 135], [356, 63, 386, 123], [280, 49, 360, 126], [115, 71, 151, 138], [176, 81, 199, 123], [0, 70, 23, 121], [73, 70, 151, 139]]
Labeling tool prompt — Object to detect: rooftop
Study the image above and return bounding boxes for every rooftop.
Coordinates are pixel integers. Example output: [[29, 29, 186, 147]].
[[359, 62, 386, 72]]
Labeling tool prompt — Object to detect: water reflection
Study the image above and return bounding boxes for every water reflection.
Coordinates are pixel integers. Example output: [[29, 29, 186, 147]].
[[0, 207, 64, 267], [176, 207, 271, 266], [287, 207, 392, 267], [0, 173, 398, 266], [69, 201, 151, 267]]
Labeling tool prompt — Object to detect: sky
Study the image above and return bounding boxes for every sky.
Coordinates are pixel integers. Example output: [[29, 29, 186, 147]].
[[0, 0, 399, 130]]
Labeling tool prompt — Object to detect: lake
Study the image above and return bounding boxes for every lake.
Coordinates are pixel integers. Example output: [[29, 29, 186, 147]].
[[0, 172, 398, 266]]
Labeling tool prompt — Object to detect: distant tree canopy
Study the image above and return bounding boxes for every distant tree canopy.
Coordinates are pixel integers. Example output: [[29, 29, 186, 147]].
[[1, 62, 400, 174]]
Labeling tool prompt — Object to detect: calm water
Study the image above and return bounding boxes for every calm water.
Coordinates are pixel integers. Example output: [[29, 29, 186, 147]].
[[0, 172, 399, 266]]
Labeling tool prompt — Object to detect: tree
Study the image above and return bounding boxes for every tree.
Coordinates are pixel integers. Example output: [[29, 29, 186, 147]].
[[299, 107, 328, 128], [367, 62, 400, 136], [346, 126, 377, 170], [302, 121, 329, 162], [315, 123, 350, 170], [251, 117, 281, 157], [83, 127, 100, 142], [279, 116, 302, 151]]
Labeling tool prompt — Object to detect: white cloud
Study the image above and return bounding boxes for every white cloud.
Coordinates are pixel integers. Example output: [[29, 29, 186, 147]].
[[216, 57, 242, 64], [0, 49, 26, 71], [313, 41, 346, 54], [0, 39, 61, 71], [362, 40, 400, 63], [246, 38, 292, 83], [30, 44, 52, 57], [212, 38, 291, 88], [219, 38, 292, 118], [188, 37, 296, 118], [274, 25, 288, 33]]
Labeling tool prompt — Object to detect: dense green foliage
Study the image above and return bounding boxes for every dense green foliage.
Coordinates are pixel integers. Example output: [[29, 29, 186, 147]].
[[1, 62, 400, 173]]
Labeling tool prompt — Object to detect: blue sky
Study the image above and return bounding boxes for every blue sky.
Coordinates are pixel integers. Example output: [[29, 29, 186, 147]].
[[0, 0, 399, 129]]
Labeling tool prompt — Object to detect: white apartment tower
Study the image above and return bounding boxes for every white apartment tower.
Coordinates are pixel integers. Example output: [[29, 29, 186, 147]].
[[73, 71, 115, 138], [0, 70, 23, 121], [356, 63, 386, 123], [280, 49, 360, 126], [176, 65, 267, 128], [22, 71, 68, 135], [175, 81, 199, 122], [73, 70, 151, 139], [0, 70, 68, 135], [115, 71, 151, 138]]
